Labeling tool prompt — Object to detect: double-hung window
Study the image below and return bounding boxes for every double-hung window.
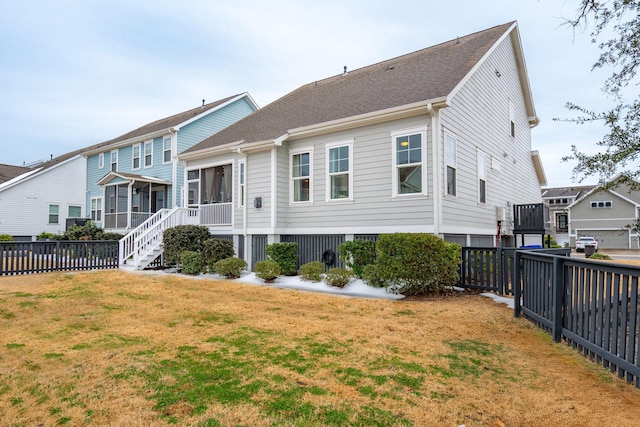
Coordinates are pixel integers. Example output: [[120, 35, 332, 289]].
[[110, 150, 118, 172], [187, 170, 199, 206], [393, 129, 425, 196], [326, 141, 352, 201], [291, 149, 312, 203], [68, 206, 82, 218], [163, 136, 172, 164], [144, 140, 153, 167], [132, 144, 141, 170], [91, 197, 102, 222], [238, 161, 245, 207], [478, 150, 487, 204], [48, 204, 59, 224], [445, 132, 457, 196]]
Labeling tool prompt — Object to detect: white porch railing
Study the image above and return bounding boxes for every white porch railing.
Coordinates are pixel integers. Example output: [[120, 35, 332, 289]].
[[119, 207, 200, 268]]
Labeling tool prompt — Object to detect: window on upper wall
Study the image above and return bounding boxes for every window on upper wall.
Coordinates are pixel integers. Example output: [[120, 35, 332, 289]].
[[144, 140, 153, 167], [163, 136, 172, 164], [478, 150, 487, 204], [590, 201, 612, 208], [326, 141, 352, 201], [48, 204, 59, 224], [98, 153, 104, 169], [238, 161, 245, 207], [509, 99, 516, 138], [68, 206, 82, 218], [445, 132, 457, 196], [91, 197, 102, 222], [291, 150, 312, 203], [393, 129, 426, 196], [110, 150, 118, 172], [132, 144, 141, 170]]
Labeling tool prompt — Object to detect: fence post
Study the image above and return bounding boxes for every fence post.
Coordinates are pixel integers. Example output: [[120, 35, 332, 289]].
[[551, 256, 564, 343], [497, 246, 503, 295], [514, 250, 521, 317]]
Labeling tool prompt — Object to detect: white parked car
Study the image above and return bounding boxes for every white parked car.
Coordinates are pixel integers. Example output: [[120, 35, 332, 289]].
[[575, 236, 598, 252]]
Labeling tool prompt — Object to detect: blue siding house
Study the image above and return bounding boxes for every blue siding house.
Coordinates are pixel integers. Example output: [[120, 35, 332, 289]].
[[82, 93, 258, 232]]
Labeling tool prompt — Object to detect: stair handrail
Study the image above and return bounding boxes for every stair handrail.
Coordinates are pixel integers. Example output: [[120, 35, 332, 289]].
[[119, 208, 172, 265], [131, 207, 201, 268]]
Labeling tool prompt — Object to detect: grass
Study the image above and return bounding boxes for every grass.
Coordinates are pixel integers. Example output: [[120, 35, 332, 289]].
[[1, 270, 640, 426]]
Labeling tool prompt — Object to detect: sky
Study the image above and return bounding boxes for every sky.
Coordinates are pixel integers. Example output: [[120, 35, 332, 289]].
[[0, 0, 622, 187]]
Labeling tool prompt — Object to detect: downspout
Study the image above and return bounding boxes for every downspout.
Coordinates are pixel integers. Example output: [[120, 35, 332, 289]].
[[428, 103, 441, 236], [236, 147, 250, 267]]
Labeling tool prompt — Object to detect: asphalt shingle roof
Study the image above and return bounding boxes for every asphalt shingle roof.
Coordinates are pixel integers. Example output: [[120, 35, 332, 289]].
[[184, 22, 514, 154], [0, 164, 32, 184]]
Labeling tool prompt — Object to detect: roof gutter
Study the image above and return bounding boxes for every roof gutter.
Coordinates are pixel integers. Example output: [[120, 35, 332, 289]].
[[82, 128, 177, 157], [287, 98, 448, 140], [177, 140, 245, 161]]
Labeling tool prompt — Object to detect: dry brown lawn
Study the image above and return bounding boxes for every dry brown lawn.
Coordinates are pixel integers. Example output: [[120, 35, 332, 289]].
[[1, 269, 639, 426]]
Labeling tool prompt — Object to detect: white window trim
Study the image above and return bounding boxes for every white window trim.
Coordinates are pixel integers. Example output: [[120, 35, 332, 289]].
[[391, 126, 427, 198], [110, 150, 118, 172], [90, 197, 103, 222], [163, 136, 172, 164], [325, 140, 353, 202], [98, 153, 104, 169], [238, 160, 245, 208], [509, 99, 516, 138], [590, 201, 613, 208], [132, 143, 141, 170], [289, 147, 314, 204], [144, 140, 153, 168], [477, 149, 488, 204], [444, 130, 457, 198], [48, 204, 60, 224]]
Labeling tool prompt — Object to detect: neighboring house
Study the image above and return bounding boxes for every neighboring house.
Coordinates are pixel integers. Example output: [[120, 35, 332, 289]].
[[541, 185, 594, 246], [122, 22, 547, 269], [0, 164, 32, 185], [568, 177, 640, 249], [0, 155, 87, 240], [81, 93, 258, 233]]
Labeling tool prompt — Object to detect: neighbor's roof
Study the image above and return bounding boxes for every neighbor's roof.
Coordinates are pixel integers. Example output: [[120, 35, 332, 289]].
[[0, 164, 32, 184], [541, 186, 595, 199], [183, 22, 526, 155]]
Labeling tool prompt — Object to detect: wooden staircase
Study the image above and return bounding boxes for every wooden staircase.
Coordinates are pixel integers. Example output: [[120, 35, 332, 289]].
[[119, 207, 200, 270]]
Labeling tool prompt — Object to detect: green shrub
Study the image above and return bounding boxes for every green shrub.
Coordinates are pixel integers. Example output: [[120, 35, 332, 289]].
[[180, 251, 204, 275], [338, 240, 377, 278], [325, 267, 353, 288], [100, 232, 124, 241], [163, 225, 211, 266], [265, 242, 298, 276], [0, 233, 14, 241], [203, 239, 235, 271], [254, 260, 281, 283], [299, 261, 324, 282], [212, 257, 247, 279], [361, 264, 385, 288], [37, 231, 58, 240], [64, 222, 104, 240], [374, 233, 461, 295], [588, 252, 611, 260]]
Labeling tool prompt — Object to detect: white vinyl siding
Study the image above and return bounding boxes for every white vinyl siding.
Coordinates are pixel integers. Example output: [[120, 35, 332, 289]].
[[509, 99, 516, 138], [238, 161, 245, 208], [326, 140, 353, 201]]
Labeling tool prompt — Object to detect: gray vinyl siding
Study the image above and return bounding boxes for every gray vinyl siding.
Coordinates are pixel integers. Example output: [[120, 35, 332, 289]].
[[274, 116, 434, 233], [440, 34, 541, 235], [246, 150, 273, 229], [570, 190, 636, 231]]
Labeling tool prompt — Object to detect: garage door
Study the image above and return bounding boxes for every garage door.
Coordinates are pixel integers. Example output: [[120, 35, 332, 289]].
[[579, 229, 630, 249]]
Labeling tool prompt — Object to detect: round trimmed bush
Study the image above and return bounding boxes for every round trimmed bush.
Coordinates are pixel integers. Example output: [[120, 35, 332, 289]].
[[212, 257, 247, 279], [325, 267, 353, 288], [299, 261, 324, 282], [254, 260, 281, 283]]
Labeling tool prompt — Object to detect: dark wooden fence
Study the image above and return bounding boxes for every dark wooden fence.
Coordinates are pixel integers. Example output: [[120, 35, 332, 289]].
[[0, 241, 119, 275], [514, 251, 640, 388], [457, 246, 570, 295]]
